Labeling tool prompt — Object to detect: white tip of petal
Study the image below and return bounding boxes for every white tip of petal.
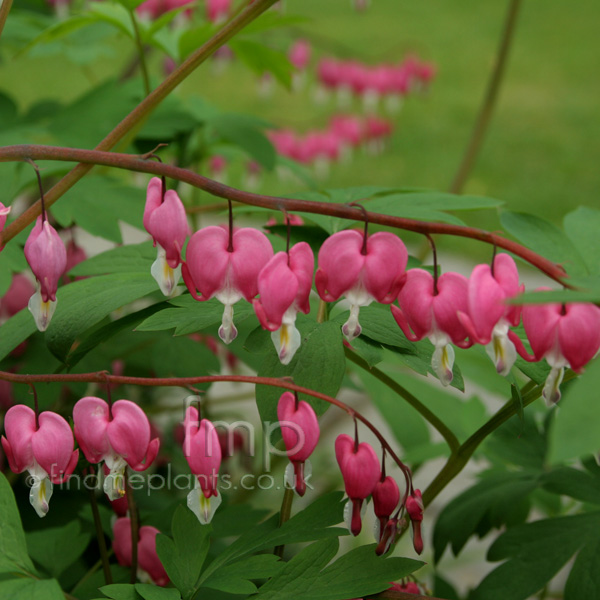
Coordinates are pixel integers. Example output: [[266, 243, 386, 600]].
[[543, 366, 565, 406], [187, 483, 221, 524], [432, 343, 454, 387], [151, 248, 181, 297], [29, 476, 53, 518], [218, 304, 237, 344], [28, 289, 57, 332], [271, 323, 301, 365], [342, 305, 362, 342], [486, 328, 517, 377], [103, 467, 127, 501]]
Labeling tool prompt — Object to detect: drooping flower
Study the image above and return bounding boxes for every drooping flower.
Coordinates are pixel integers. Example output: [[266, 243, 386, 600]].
[[73, 397, 160, 500], [406, 489, 424, 555], [392, 269, 471, 386], [113, 517, 169, 586], [335, 433, 381, 536], [62, 239, 87, 283], [316, 230, 407, 341], [458, 254, 523, 375], [206, 0, 231, 22], [2, 405, 78, 517], [253, 242, 314, 364], [24, 216, 67, 331], [277, 391, 320, 496], [183, 406, 222, 523], [372, 475, 400, 547], [508, 296, 600, 403], [143, 177, 190, 296], [0, 202, 10, 235], [183, 226, 273, 344]]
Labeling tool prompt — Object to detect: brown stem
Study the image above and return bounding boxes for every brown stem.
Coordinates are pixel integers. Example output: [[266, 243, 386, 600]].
[[274, 487, 294, 558], [128, 8, 151, 97], [449, 0, 523, 193], [0, 0, 278, 246], [0, 0, 13, 40], [0, 370, 410, 477], [0, 145, 568, 285]]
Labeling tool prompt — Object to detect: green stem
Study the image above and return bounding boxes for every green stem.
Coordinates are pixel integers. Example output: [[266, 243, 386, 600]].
[[345, 349, 461, 453], [422, 370, 577, 506], [274, 487, 294, 558], [0, 0, 13, 40], [88, 486, 113, 585], [449, 0, 523, 193], [317, 299, 328, 324], [124, 472, 139, 584], [0, 0, 279, 247], [128, 9, 151, 97]]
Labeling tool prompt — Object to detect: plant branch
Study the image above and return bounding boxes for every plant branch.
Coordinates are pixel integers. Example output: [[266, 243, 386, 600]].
[[124, 471, 139, 584], [88, 486, 113, 585], [422, 369, 577, 507], [0, 145, 569, 285], [449, 0, 523, 193], [274, 487, 294, 558], [345, 349, 460, 453], [0, 370, 411, 479], [128, 9, 151, 97], [0, 0, 13, 40], [0, 0, 278, 246]]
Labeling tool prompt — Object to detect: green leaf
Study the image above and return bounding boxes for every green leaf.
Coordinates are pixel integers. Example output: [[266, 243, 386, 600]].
[[88, 2, 135, 39], [500, 211, 588, 276], [253, 319, 346, 434], [45, 273, 158, 362], [135, 584, 182, 600], [512, 287, 600, 304], [70, 242, 155, 276], [114, 0, 147, 10], [137, 296, 256, 336], [541, 467, 600, 505], [207, 112, 276, 170], [548, 358, 600, 463], [563, 206, 600, 275], [202, 555, 283, 594], [0, 309, 37, 363], [19, 15, 97, 54], [230, 39, 292, 89], [100, 584, 143, 600], [0, 472, 37, 576], [471, 512, 600, 600], [256, 538, 423, 600], [0, 577, 64, 599], [565, 537, 600, 600], [433, 472, 538, 562], [368, 190, 503, 211], [26, 520, 90, 578], [156, 506, 210, 600]]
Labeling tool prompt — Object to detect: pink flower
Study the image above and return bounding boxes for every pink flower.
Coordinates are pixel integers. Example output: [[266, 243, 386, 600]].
[[392, 269, 471, 386], [0, 274, 35, 320], [0, 202, 10, 234], [137, 0, 194, 19], [389, 582, 420, 594], [458, 254, 523, 375], [289, 39, 311, 71], [372, 475, 400, 546], [277, 392, 320, 496], [508, 296, 600, 403], [144, 177, 190, 296], [24, 216, 67, 331], [206, 0, 231, 22], [316, 230, 407, 341], [183, 407, 222, 523], [406, 489, 424, 555], [62, 239, 87, 283], [73, 397, 160, 500], [2, 405, 78, 517], [335, 433, 381, 536], [113, 517, 169, 586], [253, 242, 314, 364], [183, 226, 273, 344]]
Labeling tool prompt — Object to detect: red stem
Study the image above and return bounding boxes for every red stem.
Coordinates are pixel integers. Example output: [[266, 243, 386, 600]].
[[0, 145, 568, 285]]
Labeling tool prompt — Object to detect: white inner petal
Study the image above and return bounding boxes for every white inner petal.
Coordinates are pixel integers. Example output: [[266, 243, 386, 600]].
[[28, 288, 57, 332], [150, 247, 181, 297]]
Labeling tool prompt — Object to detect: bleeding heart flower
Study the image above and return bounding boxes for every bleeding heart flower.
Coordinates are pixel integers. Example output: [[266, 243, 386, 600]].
[[113, 517, 169, 586], [508, 295, 600, 403], [406, 489, 424, 555], [0, 202, 10, 235], [335, 433, 381, 536], [253, 242, 314, 364], [316, 230, 407, 341], [206, 0, 231, 22], [183, 406, 222, 523], [458, 254, 523, 375], [183, 226, 273, 344], [73, 397, 160, 500], [144, 178, 190, 296], [392, 269, 471, 386], [372, 475, 400, 547], [0, 274, 35, 321], [24, 216, 67, 331], [277, 391, 320, 496], [2, 405, 78, 517]]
